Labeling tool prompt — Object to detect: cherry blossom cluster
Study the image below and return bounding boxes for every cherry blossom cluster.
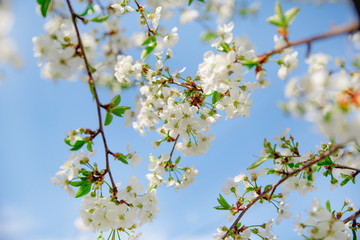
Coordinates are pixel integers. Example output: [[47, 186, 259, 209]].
[[51, 147, 159, 238], [146, 153, 199, 191], [0, 0, 22, 81], [34, 0, 360, 239], [282, 34, 360, 143], [213, 129, 360, 239], [294, 199, 356, 239]]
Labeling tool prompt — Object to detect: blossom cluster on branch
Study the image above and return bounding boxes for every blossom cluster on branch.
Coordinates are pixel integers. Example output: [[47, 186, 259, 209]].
[[25, 0, 360, 239]]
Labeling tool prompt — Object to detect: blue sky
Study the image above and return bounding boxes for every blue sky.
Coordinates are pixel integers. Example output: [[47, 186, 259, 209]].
[[0, 0, 359, 239]]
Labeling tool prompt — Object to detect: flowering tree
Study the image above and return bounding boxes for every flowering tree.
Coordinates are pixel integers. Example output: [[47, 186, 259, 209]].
[[12, 0, 360, 238]]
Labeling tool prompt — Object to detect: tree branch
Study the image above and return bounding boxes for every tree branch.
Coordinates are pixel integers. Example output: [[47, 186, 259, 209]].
[[334, 164, 360, 173], [169, 134, 180, 160], [352, 0, 360, 28], [66, 0, 118, 198], [222, 143, 344, 239], [257, 22, 360, 63], [344, 209, 360, 224], [133, 0, 154, 36]]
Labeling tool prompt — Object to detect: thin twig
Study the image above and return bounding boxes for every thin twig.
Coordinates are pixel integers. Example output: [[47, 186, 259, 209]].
[[257, 22, 360, 63], [352, 0, 360, 27], [133, 0, 154, 36], [222, 144, 344, 239], [344, 209, 360, 224], [334, 164, 360, 173], [66, 0, 118, 197], [169, 134, 180, 160]]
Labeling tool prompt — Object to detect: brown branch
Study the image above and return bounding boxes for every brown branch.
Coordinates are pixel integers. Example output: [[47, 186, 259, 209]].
[[334, 164, 360, 173], [169, 134, 180, 160], [352, 0, 360, 27], [66, 0, 118, 198], [133, 0, 154, 36], [343, 209, 360, 224], [257, 22, 360, 63], [222, 143, 344, 239]]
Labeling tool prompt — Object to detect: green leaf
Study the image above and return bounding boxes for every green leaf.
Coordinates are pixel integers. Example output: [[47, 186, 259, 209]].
[[112, 106, 131, 117], [75, 183, 92, 198], [117, 156, 129, 165], [212, 91, 221, 105], [110, 95, 121, 107], [247, 156, 269, 170], [104, 112, 113, 126], [274, 1, 283, 18], [87, 142, 93, 152], [69, 181, 85, 187], [201, 31, 217, 43], [188, 0, 194, 6], [89, 82, 96, 99], [141, 42, 157, 60], [219, 43, 231, 52], [213, 206, 228, 210], [317, 157, 334, 166], [79, 4, 94, 16], [175, 156, 181, 164], [141, 36, 157, 46], [241, 59, 257, 69], [89, 64, 97, 73], [340, 178, 351, 186], [90, 15, 110, 23], [266, 15, 283, 27], [330, 178, 338, 184], [37, 0, 51, 17], [284, 8, 300, 25], [217, 194, 231, 209], [70, 141, 85, 151], [264, 185, 272, 191], [326, 200, 331, 212]]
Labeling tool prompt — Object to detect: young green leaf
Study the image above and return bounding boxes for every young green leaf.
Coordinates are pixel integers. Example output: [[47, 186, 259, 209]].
[[247, 156, 269, 170], [274, 1, 283, 18], [317, 157, 334, 166], [112, 106, 131, 117], [89, 82, 96, 99], [79, 4, 95, 16], [326, 200, 331, 212], [75, 183, 92, 198], [284, 8, 300, 25], [266, 15, 283, 27], [219, 43, 231, 52], [213, 206, 228, 210], [340, 178, 351, 186], [37, 0, 51, 17], [201, 31, 217, 43], [212, 91, 220, 105], [141, 36, 157, 46], [70, 140, 86, 151], [69, 181, 85, 187], [141, 42, 157, 60], [104, 112, 113, 126], [117, 156, 129, 165], [86, 142, 93, 152], [175, 156, 181, 164], [217, 194, 231, 209], [110, 95, 121, 107], [90, 15, 110, 23], [188, 0, 194, 5]]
